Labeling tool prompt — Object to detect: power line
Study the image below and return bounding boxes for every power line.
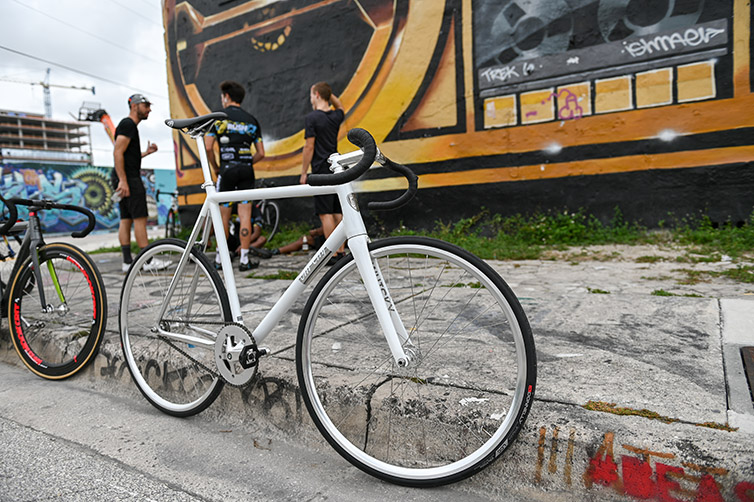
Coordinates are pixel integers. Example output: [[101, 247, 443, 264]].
[[0, 44, 167, 100], [104, 0, 163, 27], [10, 0, 162, 64]]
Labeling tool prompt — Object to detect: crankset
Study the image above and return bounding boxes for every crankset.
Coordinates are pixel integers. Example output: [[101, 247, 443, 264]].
[[214, 323, 267, 386]]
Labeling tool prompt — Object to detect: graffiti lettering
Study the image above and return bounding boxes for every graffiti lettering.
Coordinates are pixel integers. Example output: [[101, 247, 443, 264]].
[[624, 27, 725, 58], [536, 426, 577, 485], [535, 427, 753, 500], [542, 89, 584, 121], [480, 66, 520, 84]]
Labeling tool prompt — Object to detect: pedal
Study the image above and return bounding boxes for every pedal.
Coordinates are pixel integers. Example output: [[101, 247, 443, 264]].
[[239, 345, 270, 369]]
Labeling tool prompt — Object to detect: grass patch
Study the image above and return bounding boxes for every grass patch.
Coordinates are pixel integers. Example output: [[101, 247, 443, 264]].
[[706, 265, 754, 284], [387, 208, 754, 269], [651, 289, 674, 296], [651, 289, 703, 298], [246, 270, 299, 280], [583, 400, 678, 424], [587, 287, 610, 294], [582, 401, 737, 431]]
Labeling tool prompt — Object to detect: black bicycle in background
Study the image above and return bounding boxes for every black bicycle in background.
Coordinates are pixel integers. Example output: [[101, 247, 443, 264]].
[[0, 195, 107, 379], [155, 190, 185, 238]]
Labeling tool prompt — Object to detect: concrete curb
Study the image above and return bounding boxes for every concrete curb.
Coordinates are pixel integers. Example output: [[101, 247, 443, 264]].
[[2, 246, 753, 500]]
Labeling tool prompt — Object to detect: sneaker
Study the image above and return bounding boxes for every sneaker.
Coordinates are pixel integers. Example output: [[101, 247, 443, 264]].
[[214, 261, 222, 270], [325, 252, 346, 267], [143, 257, 171, 272], [122, 262, 131, 273], [249, 247, 273, 259], [239, 257, 260, 271]]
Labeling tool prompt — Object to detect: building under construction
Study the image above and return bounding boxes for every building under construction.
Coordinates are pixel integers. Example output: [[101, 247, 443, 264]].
[[0, 109, 92, 165]]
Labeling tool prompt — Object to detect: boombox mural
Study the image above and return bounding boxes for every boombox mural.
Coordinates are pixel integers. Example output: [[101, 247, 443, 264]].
[[164, 0, 754, 228]]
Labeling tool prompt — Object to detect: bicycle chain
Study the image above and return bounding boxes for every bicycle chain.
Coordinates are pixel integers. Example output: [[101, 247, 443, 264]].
[[158, 321, 258, 388]]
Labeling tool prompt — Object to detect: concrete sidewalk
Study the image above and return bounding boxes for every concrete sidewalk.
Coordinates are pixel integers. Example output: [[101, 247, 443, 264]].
[[1, 234, 753, 500]]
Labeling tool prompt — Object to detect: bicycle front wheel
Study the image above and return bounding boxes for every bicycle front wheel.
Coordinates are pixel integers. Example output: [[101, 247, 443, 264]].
[[260, 202, 279, 242], [119, 239, 230, 417], [296, 237, 536, 487], [8, 243, 106, 379]]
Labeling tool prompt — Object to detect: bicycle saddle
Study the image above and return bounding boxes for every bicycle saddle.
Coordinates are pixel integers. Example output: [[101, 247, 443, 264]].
[[165, 112, 228, 131]]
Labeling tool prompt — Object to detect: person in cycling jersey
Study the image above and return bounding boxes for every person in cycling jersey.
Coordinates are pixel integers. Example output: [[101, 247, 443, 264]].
[[204, 80, 265, 271]]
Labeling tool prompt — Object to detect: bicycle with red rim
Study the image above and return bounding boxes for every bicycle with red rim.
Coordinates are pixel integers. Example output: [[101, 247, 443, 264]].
[[0, 195, 107, 379]]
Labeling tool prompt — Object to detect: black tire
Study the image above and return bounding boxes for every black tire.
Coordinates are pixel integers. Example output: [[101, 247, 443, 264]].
[[8, 243, 106, 379], [166, 210, 177, 238], [119, 239, 230, 417], [260, 202, 279, 242], [296, 236, 536, 487]]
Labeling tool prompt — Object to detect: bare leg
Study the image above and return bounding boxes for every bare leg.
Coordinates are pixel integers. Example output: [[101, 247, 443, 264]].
[[238, 203, 252, 250], [118, 219, 132, 247], [133, 217, 149, 249], [220, 205, 232, 238], [320, 213, 345, 253]]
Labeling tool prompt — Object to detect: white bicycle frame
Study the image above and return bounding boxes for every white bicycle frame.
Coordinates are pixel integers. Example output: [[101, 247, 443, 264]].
[[156, 135, 413, 367]]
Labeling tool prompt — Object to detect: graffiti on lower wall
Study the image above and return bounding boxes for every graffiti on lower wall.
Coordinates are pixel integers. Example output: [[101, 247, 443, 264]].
[[537, 426, 754, 501], [0, 163, 177, 232]]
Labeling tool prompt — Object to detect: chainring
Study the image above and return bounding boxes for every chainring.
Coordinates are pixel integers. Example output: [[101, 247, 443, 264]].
[[214, 323, 258, 386]]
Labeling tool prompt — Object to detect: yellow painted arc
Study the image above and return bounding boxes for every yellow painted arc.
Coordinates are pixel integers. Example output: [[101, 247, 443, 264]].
[[355, 145, 754, 194]]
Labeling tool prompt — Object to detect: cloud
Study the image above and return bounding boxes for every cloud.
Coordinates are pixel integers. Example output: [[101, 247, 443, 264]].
[[0, 0, 173, 169]]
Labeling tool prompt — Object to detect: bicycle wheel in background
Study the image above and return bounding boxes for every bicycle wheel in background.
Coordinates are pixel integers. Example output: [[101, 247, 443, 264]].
[[119, 239, 230, 417], [8, 243, 106, 379], [296, 236, 536, 487], [260, 201, 279, 242], [165, 210, 177, 238]]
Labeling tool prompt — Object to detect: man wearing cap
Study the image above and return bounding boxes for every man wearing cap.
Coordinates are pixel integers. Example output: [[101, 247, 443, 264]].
[[113, 93, 166, 272]]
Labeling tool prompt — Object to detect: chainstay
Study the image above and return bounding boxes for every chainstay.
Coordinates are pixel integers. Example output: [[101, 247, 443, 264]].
[[157, 320, 257, 388]]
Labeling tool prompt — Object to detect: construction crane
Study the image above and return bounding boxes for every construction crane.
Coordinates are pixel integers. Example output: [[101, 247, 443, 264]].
[[0, 68, 95, 117]]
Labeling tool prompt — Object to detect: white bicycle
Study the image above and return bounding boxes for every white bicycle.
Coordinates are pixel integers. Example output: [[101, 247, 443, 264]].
[[118, 112, 536, 487]]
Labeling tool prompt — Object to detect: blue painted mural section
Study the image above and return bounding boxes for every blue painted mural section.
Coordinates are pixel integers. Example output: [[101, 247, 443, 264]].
[[0, 163, 177, 233]]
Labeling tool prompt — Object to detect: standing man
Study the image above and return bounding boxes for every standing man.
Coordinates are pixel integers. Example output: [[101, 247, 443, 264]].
[[113, 93, 166, 272], [300, 82, 345, 266], [204, 80, 265, 271]]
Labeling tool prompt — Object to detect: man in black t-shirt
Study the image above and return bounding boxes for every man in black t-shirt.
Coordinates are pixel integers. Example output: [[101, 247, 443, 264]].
[[113, 93, 164, 273], [300, 82, 345, 265], [205, 80, 265, 271]]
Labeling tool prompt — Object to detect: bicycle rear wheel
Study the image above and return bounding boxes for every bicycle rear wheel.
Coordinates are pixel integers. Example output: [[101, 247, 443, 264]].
[[260, 202, 279, 242], [165, 210, 177, 238], [119, 239, 230, 417], [296, 236, 536, 487], [8, 243, 106, 379]]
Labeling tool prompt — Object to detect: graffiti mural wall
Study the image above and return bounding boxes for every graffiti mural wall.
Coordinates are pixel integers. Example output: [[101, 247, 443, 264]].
[[163, 0, 754, 228], [0, 163, 177, 233]]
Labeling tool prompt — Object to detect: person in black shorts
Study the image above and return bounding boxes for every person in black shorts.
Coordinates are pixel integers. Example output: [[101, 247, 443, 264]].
[[205, 80, 265, 271], [113, 93, 166, 273], [300, 82, 345, 266]]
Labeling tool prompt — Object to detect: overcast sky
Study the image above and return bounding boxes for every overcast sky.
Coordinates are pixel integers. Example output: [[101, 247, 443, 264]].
[[0, 0, 174, 169]]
